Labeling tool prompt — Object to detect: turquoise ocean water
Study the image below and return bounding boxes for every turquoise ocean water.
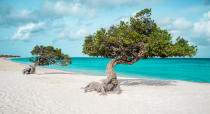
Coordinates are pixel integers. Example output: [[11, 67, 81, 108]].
[[10, 57, 210, 83]]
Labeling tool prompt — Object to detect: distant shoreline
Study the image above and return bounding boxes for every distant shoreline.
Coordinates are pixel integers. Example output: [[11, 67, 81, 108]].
[[0, 54, 20, 58]]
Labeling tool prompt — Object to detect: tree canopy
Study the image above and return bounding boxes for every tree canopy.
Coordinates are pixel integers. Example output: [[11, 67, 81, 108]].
[[30, 45, 72, 66], [83, 8, 197, 63]]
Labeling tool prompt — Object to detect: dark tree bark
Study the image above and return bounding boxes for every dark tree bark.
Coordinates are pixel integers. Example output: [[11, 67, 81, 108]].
[[31, 61, 39, 73], [102, 59, 120, 93]]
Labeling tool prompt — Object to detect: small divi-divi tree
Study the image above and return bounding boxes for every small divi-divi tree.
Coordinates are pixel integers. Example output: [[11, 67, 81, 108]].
[[23, 45, 72, 74], [82, 8, 197, 95]]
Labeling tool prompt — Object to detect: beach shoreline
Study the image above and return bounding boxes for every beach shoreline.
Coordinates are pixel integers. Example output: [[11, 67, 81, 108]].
[[1, 58, 210, 114], [8, 57, 210, 85]]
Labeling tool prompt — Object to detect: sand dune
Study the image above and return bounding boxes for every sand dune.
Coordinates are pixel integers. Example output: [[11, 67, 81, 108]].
[[0, 58, 210, 114]]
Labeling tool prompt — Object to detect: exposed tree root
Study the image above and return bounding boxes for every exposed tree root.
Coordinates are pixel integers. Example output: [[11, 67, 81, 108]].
[[22, 65, 36, 75], [84, 81, 106, 95], [84, 79, 121, 95]]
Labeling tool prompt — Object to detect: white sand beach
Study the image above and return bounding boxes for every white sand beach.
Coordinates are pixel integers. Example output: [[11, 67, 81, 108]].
[[0, 58, 210, 114]]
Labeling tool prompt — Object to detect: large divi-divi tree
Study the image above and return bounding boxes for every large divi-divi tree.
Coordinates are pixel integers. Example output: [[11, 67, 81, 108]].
[[23, 45, 72, 74], [82, 8, 197, 94]]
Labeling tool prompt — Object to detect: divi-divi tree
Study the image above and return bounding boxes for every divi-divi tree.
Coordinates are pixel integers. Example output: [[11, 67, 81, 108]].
[[82, 9, 197, 94], [23, 45, 72, 74]]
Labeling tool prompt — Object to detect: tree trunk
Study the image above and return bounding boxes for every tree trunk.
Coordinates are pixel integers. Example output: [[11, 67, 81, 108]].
[[29, 57, 40, 74], [102, 59, 120, 93], [83, 59, 121, 94], [30, 62, 38, 74], [32, 56, 41, 74]]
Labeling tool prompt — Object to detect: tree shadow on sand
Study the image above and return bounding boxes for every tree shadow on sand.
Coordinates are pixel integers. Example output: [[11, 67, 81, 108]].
[[119, 78, 176, 86]]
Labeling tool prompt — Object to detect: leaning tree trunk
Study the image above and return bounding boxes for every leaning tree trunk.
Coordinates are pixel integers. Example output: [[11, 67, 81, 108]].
[[102, 59, 120, 93], [30, 56, 41, 74], [83, 59, 121, 95], [30, 62, 38, 74]]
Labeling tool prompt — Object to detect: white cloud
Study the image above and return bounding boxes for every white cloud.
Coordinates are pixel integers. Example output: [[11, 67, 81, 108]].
[[194, 21, 210, 36], [192, 11, 210, 46], [0, 0, 163, 27], [58, 28, 87, 40], [87, 0, 163, 6], [204, 11, 210, 19], [157, 17, 192, 30], [157, 11, 210, 46], [193, 11, 210, 37], [12, 22, 44, 40], [172, 18, 192, 30], [157, 17, 194, 43], [42, 0, 95, 18], [0, 4, 37, 27], [43, 1, 81, 15], [75, 29, 87, 37], [0, 0, 96, 27], [157, 17, 173, 30], [40, 0, 163, 19]]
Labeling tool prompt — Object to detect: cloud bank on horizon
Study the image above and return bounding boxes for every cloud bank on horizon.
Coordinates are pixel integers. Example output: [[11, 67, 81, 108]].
[[0, 0, 209, 57]]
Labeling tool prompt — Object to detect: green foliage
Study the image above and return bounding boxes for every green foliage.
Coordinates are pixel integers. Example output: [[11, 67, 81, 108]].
[[83, 8, 197, 59], [30, 45, 72, 66]]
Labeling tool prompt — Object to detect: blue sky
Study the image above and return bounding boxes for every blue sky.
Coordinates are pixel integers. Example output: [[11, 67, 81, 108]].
[[0, 0, 210, 57]]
